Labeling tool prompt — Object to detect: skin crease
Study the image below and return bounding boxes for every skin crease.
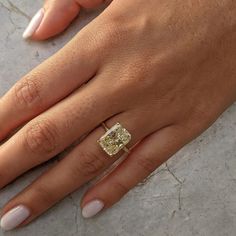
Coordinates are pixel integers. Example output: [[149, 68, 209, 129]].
[[0, 0, 236, 229]]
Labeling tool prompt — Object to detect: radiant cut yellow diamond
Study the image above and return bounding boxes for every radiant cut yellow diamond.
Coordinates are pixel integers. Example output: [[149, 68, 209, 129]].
[[98, 123, 131, 156]]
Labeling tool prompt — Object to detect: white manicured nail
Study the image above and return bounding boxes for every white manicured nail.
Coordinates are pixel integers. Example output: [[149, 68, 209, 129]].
[[0, 205, 30, 231], [82, 200, 104, 218], [23, 8, 44, 39]]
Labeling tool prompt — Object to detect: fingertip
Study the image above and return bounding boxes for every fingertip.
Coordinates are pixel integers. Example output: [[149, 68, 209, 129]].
[[81, 199, 104, 218], [0, 205, 30, 231], [24, 2, 80, 41], [22, 8, 45, 40]]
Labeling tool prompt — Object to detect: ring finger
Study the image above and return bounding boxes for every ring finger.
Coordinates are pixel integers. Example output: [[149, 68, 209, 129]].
[[0, 110, 161, 230]]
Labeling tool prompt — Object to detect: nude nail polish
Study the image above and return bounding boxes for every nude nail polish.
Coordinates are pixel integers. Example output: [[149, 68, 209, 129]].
[[0, 205, 30, 231], [23, 8, 44, 39], [82, 200, 104, 218]]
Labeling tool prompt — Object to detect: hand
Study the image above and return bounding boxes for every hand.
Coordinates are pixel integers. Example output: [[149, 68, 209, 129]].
[[1, 0, 236, 231]]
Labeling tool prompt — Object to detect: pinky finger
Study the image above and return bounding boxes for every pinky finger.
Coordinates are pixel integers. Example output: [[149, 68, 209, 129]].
[[80, 125, 188, 218]]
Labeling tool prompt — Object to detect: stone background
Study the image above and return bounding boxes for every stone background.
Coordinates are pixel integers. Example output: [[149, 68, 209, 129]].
[[0, 0, 236, 235]]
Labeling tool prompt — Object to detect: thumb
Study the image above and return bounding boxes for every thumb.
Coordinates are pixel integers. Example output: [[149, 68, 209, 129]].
[[23, 0, 104, 41]]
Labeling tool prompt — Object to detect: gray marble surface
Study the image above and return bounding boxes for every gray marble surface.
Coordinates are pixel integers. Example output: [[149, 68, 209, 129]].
[[0, 0, 236, 235]]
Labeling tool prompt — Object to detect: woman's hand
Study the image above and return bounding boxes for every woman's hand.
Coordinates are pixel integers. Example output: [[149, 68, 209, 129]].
[[1, 0, 236, 231]]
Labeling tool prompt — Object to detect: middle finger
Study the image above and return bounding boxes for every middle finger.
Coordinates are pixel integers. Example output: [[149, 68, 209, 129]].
[[0, 78, 121, 188]]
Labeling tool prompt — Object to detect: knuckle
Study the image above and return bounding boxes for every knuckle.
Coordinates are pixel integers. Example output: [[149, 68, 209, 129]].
[[91, 20, 124, 53], [117, 60, 152, 88], [24, 119, 58, 154], [135, 156, 157, 174], [103, 22, 123, 44], [13, 76, 41, 109], [74, 149, 108, 177]]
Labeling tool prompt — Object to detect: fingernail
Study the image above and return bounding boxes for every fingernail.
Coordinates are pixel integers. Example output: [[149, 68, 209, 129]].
[[82, 200, 104, 218], [0, 205, 30, 231], [23, 8, 44, 39]]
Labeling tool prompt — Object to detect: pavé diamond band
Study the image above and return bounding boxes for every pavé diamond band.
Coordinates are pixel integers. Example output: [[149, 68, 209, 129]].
[[97, 122, 131, 156]]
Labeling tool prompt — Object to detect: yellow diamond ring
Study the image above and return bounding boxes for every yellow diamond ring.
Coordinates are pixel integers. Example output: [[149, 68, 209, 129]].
[[97, 122, 131, 157]]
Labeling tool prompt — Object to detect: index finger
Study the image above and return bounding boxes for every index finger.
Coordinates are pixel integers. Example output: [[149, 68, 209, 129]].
[[0, 28, 100, 141]]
